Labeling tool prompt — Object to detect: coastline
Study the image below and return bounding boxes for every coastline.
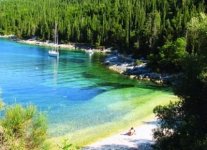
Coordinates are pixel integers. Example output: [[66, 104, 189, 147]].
[[47, 116, 158, 150], [0, 34, 111, 54], [0, 35, 177, 149], [47, 92, 177, 149], [0, 34, 178, 85], [104, 53, 180, 85], [81, 93, 178, 149]]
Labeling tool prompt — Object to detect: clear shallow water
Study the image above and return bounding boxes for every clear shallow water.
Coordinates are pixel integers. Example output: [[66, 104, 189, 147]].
[[0, 38, 175, 142]]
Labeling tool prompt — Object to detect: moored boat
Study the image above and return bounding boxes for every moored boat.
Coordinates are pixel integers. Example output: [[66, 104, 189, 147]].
[[49, 22, 59, 57]]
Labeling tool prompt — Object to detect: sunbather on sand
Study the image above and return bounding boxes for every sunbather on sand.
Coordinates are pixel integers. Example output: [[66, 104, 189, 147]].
[[126, 127, 136, 136]]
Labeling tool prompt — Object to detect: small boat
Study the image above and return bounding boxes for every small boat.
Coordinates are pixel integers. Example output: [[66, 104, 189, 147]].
[[49, 22, 59, 57], [49, 49, 59, 57], [88, 49, 94, 57]]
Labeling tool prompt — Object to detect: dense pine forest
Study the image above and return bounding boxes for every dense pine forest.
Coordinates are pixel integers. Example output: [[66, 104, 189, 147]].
[[0, 0, 205, 54]]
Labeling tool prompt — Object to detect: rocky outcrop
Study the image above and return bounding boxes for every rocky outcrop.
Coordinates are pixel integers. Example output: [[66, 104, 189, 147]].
[[104, 53, 179, 85]]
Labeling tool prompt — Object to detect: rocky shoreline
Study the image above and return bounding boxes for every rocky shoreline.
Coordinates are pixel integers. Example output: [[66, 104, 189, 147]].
[[104, 52, 180, 85], [0, 35, 178, 85], [0, 35, 111, 54]]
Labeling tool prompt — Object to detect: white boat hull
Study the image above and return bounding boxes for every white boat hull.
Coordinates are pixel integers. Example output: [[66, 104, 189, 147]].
[[49, 50, 59, 57]]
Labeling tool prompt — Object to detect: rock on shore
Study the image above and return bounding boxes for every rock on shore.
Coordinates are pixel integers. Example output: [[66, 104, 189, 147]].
[[104, 53, 179, 85], [0, 35, 111, 54]]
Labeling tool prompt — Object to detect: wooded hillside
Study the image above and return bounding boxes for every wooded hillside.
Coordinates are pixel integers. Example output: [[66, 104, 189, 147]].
[[0, 0, 205, 54]]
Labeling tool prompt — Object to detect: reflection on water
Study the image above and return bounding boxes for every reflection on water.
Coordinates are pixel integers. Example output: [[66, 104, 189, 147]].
[[52, 57, 59, 85], [0, 39, 174, 139]]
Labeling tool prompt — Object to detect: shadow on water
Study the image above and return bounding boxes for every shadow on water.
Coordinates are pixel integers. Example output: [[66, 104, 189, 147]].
[[83, 72, 173, 93], [82, 72, 97, 78], [96, 82, 134, 89], [57, 87, 107, 101]]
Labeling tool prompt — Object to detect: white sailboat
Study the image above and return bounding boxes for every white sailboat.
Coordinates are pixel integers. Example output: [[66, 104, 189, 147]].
[[88, 48, 94, 57], [49, 23, 59, 57]]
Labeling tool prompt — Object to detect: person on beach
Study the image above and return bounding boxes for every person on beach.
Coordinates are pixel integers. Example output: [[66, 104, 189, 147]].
[[126, 127, 136, 136]]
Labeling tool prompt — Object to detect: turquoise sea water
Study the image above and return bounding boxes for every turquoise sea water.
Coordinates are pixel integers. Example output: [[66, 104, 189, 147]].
[[0, 38, 175, 141]]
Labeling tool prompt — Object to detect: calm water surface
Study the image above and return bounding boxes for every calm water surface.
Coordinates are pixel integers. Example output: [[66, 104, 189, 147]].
[[0, 38, 173, 139]]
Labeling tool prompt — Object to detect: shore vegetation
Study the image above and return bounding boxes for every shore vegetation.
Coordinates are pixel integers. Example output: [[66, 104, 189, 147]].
[[0, 0, 205, 55], [153, 13, 207, 150], [0, 100, 48, 150]]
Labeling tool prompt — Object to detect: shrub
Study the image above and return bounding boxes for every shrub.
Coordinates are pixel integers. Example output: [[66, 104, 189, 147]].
[[0, 100, 47, 150], [58, 139, 80, 150], [148, 37, 187, 72]]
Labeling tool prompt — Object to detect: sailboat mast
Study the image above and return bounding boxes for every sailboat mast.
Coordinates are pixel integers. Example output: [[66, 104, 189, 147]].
[[48, 21, 59, 57], [55, 22, 58, 45]]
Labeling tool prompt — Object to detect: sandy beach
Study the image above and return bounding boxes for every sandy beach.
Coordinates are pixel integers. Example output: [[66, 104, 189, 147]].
[[84, 120, 157, 150]]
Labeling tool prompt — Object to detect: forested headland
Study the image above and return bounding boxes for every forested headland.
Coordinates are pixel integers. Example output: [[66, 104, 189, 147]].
[[0, 0, 205, 54]]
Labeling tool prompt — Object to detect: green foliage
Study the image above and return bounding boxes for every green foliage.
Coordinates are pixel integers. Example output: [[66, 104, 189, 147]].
[[0, 102, 48, 150], [187, 13, 207, 56], [153, 14, 207, 150], [3, 105, 36, 136], [135, 59, 144, 66], [30, 114, 47, 148], [153, 55, 207, 149], [0, 100, 4, 109], [148, 37, 187, 72], [0, 0, 204, 54], [58, 139, 80, 150], [153, 101, 183, 149]]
